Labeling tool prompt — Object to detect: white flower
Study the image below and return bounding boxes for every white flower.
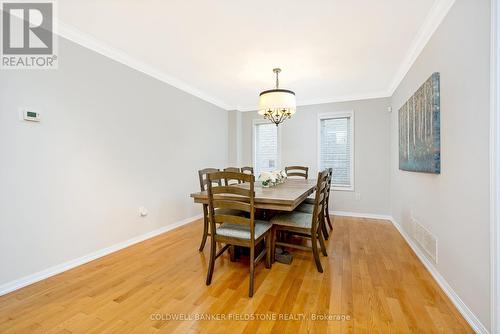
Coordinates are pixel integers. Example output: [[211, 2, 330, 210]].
[[259, 169, 287, 186], [258, 171, 273, 181]]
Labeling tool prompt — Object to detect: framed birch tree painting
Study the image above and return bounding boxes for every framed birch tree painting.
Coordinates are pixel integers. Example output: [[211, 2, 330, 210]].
[[399, 72, 441, 174]]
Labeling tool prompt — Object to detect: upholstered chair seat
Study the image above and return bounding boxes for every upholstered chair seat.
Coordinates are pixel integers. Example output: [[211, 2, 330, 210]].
[[304, 197, 315, 204], [270, 211, 312, 229], [295, 203, 314, 214], [211, 208, 247, 217], [217, 220, 272, 239]]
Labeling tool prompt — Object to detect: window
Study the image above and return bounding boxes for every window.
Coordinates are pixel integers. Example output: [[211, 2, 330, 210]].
[[253, 121, 279, 177], [319, 111, 354, 191]]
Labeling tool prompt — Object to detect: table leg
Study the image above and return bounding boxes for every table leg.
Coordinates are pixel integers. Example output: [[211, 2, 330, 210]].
[[229, 245, 236, 261]]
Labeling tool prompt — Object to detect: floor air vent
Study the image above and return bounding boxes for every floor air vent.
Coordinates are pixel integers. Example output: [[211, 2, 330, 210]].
[[410, 217, 438, 263]]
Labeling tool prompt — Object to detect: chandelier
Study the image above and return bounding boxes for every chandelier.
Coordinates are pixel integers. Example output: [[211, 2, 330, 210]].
[[258, 68, 296, 126]]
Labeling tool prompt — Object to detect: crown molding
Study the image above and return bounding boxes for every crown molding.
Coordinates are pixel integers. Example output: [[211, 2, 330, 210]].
[[54, 0, 454, 111], [297, 91, 390, 106], [387, 0, 456, 95], [55, 21, 232, 110], [235, 90, 390, 112]]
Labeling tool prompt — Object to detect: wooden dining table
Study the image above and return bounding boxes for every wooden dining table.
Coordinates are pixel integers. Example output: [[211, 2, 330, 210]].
[[190, 179, 317, 211]]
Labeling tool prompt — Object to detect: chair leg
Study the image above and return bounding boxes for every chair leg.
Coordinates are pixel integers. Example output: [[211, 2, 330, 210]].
[[265, 233, 271, 269], [271, 227, 277, 263], [278, 231, 287, 255], [311, 231, 323, 273], [325, 206, 333, 230], [321, 216, 329, 240], [318, 229, 328, 257], [229, 245, 236, 262], [206, 237, 216, 285], [249, 246, 255, 297], [198, 215, 209, 252]]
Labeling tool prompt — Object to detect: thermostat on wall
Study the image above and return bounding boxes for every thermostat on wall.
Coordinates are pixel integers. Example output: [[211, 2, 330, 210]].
[[23, 110, 41, 122]]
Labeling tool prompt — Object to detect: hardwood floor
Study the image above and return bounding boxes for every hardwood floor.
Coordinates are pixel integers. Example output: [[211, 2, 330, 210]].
[[0, 216, 473, 333]]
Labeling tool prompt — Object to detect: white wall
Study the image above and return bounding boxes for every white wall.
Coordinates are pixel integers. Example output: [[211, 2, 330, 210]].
[[0, 37, 228, 287], [239, 98, 391, 216], [227, 110, 242, 166], [0, 2, 493, 330], [390, 0, 491, 330]]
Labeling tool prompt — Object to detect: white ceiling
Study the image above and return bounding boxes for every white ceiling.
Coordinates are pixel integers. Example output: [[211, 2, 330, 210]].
[[57, 0, 454, 110]]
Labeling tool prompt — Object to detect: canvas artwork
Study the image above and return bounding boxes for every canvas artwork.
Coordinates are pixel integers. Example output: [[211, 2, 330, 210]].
[[399, 72, 440, 174]]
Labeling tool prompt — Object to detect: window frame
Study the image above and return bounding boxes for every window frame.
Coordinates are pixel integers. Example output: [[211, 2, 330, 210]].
[[317, 110, 355, 192], [252, 119, 282, 177]]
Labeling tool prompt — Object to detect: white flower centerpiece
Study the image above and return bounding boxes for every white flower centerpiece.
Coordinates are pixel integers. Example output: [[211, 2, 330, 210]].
[[258, 170, 287, 188]]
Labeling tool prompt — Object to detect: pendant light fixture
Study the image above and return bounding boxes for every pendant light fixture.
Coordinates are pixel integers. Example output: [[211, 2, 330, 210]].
[[258, 68, 296, 126]]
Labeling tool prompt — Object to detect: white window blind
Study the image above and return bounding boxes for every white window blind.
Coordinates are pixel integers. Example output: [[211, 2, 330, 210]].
[[254, 122, 278, 177], [319, 113, 354, 190]]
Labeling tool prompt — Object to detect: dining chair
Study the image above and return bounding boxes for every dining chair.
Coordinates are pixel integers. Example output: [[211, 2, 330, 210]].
[[205, 171, 272, 297], [270, 170, 329, 272], [197, 168, 220, 251], [197, 168, 245, 252], [241, 166, 254, 175], [297, 168, 334, 235], [223, 167, 242, 185], [285, 166, 309, 179]]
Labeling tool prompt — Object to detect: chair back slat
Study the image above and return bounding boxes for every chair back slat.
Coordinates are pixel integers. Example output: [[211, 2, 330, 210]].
[[214, 215, 251, 225], [212, 186, 252, 197], [218, 171, 253, 184], [285, 166, 309, 179], [224, 167, 242, 185], [212, 199, 251, 213]]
